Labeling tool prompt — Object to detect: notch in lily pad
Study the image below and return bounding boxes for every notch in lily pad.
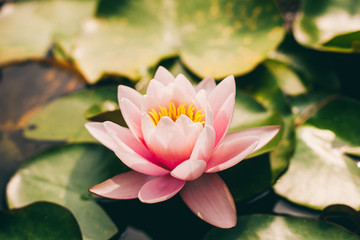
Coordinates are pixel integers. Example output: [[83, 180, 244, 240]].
[[85, 101, 127, 127]]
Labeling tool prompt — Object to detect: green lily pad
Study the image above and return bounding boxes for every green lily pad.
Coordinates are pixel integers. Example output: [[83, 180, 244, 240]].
[[237, 63, 296, 181], [24, 86, 118, 142], [0, 201, 82, 240], [85, 108, 126, 127], [0, 61, 86, 132], [220, 154, 272, 202], [68, 0, 284, 83], [320, 204, 360, 233], [268, 34, 341, 93], [237, 63, 293, 115], [306, 98, 360, 146], [220, 88, 285, 201], [230, 90, 284, 157], [269, 117, 294, 182], [85, 101, 118, 118], [204, 214, 360, 239], [264, 59, 307, 96], [275, 98, 360, 210], [84, 100, 127, 127], [0, 0, 97, 65], [324, 31, 360, 52], [291, 94, 340, 127], [6, 143, 129, 240], [293, 0, 360, 52]]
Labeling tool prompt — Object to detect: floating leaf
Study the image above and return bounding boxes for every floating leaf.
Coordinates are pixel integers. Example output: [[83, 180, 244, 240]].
[[24, 87, 118, 142], [292, 94, 340, 127], [0, 201, 82, 240], [0, 133, 23, 208], [321, 204, 360, 234], [237, 63, 293, 115], [230, 91, 284, 157], [293, 0, 360, 52], [204, 214, 360, 239], [275, 98, 360, 210], [0, 61, 85, 132], [0, 61, 86, 208], [306, 98, 360, 146], [220, 154, 272, 202], [85, 100, 118, 118], [84, 100, 127, 127], [237, 63, 296, 181], [264, 59, 307, 96], [6, 143, 129, 240], [0, 0, 97, 65], [269, 118, 294, 182], [218, 89, 285, 201], [85, 108, 126, 127], [268, 34, 341, 93], [68, 0, 284, 83]]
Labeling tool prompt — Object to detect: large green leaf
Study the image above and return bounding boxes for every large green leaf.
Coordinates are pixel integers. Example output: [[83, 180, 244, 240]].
[[0, 201, 82, 240], [204, 214, 360, 239], [0, 61, 86, 209], [320, 204, 360, 234], [264, 59, 307, 96], [6, 143, 129, 240], [0, 0, 97, 65], [230, 90, 284, 157], [84, 103, 126, 127], [220, 154, 272, 202], [275, 98, 360, 210], [24, 87, 118, 142], [237, 63, 292, 115], [0, 61, 86, 132], [237, 63, 296, 181], [293, 0, 360, 52], [306, 98, 360, 146], [67, 0, 284, 83], [220, 89, 285, 201], [268, 34, 341, 94]]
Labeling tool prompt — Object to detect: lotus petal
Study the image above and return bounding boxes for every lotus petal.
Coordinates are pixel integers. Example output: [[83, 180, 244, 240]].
[[89, 171, 151, 199], [138, 175, 185, 203], [180, 173, 236, 228]]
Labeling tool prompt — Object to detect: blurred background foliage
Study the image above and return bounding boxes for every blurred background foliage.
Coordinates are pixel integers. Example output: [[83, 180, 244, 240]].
[[0, 0, 360, 239]]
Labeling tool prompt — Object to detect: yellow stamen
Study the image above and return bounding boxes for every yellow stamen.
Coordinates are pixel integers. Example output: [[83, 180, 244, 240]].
[[187, 104, 194, 120], [148, 108, 159, 124], [148, 101, 205, 126], [194, 110, 205, 122]]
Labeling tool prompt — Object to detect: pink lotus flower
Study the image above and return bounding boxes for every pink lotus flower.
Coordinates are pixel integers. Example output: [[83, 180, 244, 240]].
[[85, 67, 280, 228]]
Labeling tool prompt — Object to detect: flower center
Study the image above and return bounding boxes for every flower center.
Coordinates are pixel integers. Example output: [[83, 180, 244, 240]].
[[148, 100, 205, 126]]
